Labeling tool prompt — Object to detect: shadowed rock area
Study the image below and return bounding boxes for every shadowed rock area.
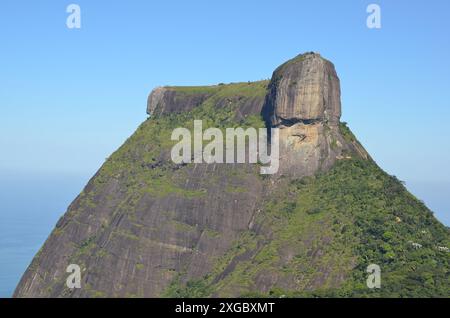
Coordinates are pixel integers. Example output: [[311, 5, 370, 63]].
[[14, 53, 449, 298]]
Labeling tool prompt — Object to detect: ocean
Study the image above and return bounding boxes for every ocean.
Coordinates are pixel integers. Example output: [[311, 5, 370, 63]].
[[0, 172, 87, 297]]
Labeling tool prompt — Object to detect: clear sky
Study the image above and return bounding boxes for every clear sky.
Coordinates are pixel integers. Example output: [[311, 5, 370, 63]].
[[0, 0, 449, 224]]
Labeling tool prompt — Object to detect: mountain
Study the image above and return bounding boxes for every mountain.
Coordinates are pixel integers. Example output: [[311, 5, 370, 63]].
[[14, 52, 449, 297]]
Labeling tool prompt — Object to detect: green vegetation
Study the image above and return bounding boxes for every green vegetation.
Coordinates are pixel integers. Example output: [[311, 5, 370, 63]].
[[339, 122, 356, 143], [167, 80, 268, 99], [136, 263, 145, 270], [169, 220, 198, 232], [225, 184, 248, 193], [164, 158, 449, 298], [163, 276, 213, 298]]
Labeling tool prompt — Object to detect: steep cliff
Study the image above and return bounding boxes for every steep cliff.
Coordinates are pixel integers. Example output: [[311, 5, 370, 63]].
[[14, 53, 449, 298], [262, 52, 367, 177]]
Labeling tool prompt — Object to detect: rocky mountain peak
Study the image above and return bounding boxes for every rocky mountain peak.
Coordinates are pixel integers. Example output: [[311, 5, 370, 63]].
[[263, 52, 341, 128], [261, 52, 361, 177], [146, 52, 365, 178], [13, 52, 448, 299]]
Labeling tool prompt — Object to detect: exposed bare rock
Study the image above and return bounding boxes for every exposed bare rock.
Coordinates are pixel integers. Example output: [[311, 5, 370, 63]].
[[263, 52, 341, 127], [147, 84, 266, 118], [147, 87, 213, 116], [261, 52, 365, 177]]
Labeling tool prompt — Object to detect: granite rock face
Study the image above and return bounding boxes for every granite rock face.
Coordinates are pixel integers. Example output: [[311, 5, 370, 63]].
[[147, 85, 265, 120], [264, 52, 341, 127], [263, 52, 365, 177], [147, 87, 212, 116], [13, 81, 274, 298], [13, 53, 368, 298], [15, 53, 447, 298]]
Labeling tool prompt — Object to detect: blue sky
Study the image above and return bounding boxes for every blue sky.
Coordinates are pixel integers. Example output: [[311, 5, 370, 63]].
[[0, 0, 449, 224]]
